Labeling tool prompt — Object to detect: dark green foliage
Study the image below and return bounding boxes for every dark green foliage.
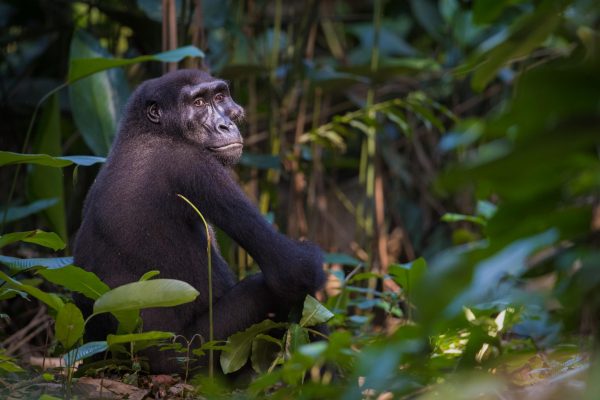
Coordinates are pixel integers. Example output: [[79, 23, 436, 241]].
[[1, 0, 599, 398]]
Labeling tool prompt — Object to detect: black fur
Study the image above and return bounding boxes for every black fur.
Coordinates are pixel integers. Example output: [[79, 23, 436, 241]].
[[73, 69, 325, 373]]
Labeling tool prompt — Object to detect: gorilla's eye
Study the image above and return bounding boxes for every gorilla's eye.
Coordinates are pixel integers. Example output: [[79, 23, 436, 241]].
[[194, 97, 206, 107], [214, 93, 225, 103]]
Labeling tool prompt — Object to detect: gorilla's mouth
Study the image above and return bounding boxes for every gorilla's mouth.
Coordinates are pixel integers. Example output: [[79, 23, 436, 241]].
[[209, 143, 243, 152]]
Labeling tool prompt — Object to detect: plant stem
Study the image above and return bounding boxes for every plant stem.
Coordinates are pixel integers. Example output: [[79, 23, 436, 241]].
[[176, 194, 214, 378]]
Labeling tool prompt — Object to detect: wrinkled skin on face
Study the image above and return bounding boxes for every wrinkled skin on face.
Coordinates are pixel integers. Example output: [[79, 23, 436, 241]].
[[179, 80, 245, 166], [141, 71, 245, 166]]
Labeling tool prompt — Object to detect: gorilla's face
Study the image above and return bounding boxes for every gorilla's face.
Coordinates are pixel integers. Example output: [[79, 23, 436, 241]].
[[179, 79, 245, 166], [144, 70, 245, 166]]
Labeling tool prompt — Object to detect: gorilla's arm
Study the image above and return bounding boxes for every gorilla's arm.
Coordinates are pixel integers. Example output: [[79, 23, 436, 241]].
[[190, 273, 281, 339], [177, 154, 325, 304]]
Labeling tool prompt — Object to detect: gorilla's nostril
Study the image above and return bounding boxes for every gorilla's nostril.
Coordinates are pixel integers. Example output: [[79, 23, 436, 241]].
[[218, 124, 230, 133]]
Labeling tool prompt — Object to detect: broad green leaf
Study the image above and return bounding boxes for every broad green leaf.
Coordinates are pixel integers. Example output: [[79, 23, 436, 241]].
[[300, 295, 334, 327], [93, 279, 199, 315], [0, 270, 63, 311], [0, 230, 65, 250], [220, 319, 286, 374], [389, 257, 427, 299], [68, 31, 130, 156], [39, 265, 109, 300], [68, 45, 204, 82], [0, 255, 73, 272], [28, 93, 66, 240], [63, 341, 108, 367], [324, 252, 363, 266], [251, 334, 282, 373], [55, 303, 84, 349], [1, 198, 57, 224], [0, 151, 105, 167]]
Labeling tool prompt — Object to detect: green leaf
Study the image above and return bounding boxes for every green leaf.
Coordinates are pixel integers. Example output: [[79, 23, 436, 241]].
[[114, 310, 142, 335], [220, 319, 286, 374], [68, 31, 131, 156], [285, 323, 309, 355], [107, 331, 174, 352], [300, 295, 334, 327], [1, 198, 58, 224], [0, 349, 24, 373], [473, 0, 513, 24], [39, 396, 62, 400], [0, 255, 73, 272], [28, 94, 67, 240], [38, 265, 109, 300], [0, 151, 105, 167], [139, 270, 160, 281], [68, 45, 204, 83], [93, 279, 199, 315], [469, 0, 564, 91], [0, 270, 63, 311], [63, 341, 108, 367], [251, 334, 282, 373], [389, 257, 428, 299], [55, 303, 84, 349], [324, 252, 363, 266], [0, 230, 65, 250], [441, 213, 487, 226], [106, 331, 174, 347]]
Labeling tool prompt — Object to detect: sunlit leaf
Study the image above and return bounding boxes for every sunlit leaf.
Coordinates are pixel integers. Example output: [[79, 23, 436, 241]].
[[139, 270, 160, 281], [0, 230, 65, 250], [300, 295, 334, 327], [93, 279, 199, 314]]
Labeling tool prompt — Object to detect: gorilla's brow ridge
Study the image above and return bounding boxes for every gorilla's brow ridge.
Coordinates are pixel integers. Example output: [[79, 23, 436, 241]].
[[187, 81, 229, 98]]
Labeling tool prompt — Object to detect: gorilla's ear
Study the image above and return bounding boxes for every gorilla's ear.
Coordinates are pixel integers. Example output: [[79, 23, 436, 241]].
[[147, 102, 161, 124]]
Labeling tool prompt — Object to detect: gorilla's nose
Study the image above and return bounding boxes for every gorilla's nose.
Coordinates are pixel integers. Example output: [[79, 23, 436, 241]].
[[217, 123, 230, 133]]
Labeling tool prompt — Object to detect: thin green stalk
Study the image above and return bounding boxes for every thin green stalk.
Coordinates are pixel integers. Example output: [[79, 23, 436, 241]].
[[177, 194, 214, 378], [365, 0, 383, 298], [260, 0, 283, 214], [1, 83, 67, 234]]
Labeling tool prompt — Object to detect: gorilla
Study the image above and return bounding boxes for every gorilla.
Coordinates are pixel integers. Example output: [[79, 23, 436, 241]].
[[73, 69, 325, 373]]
